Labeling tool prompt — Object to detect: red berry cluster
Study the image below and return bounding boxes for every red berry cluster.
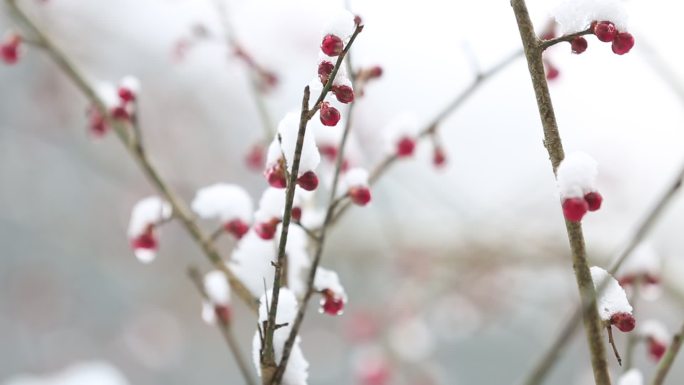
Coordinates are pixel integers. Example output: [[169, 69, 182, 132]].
[[562, 191, 602, 222], [264, 159, 319, 191], [1, 33, 21, 65], [571, 21, 634, 56]]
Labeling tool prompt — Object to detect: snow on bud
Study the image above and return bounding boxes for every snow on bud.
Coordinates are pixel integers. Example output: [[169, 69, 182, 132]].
[[202, 270, 231, 324], [253, 187, 308, 240], [314, 268, 347, 316], [252, 288, 309, 385], [342, 168, 371, 206], [557, 152, 601, 222], [320, 10, 356, 57], [191, 183, 253, 239], [127, 196, 172, 263], [264, 139, 288, 188], [229, 230, 276, 296], [277, 112, 321, 178], [383, 112, 420, 157], [640, 319, 669, 361], [617, 369, 643, 385], [1, 32, 22, 65], [552, 0, 628, 35], [590, 266, 634, 331], [118, 76, 141, 103], [618, 242, 661, 299]]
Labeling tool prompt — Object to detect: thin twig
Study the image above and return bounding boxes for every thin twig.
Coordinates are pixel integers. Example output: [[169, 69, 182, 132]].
[[328, 48, 522, 226], [187, 266, 257, 385], [539, 27, 593, 51], [520, 160, 684, 385], [607, 326, 623, 366], [510, 1, 610, 384], [260, 24, 364, 384], [5, 0, 258, 311], [650, 322, 684, 385]]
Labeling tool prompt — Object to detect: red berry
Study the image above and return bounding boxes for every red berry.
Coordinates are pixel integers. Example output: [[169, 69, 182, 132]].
[[571, 37, 588, 54], [648, 338, 667, 361], [593, 21, 618, 43], [618, 275, 635, 287], [291, 207, 302, 221], [321, 34, 343, 56], [214, 305, 232, 324], [118, 87, 136, 103], [354, 15, 363, 26], [562, 197, 589, 222], [318, 60, 334, 85], [319, 144, 338, 161], [612, 32, 634, 55], [320, 290, 344, 315], [111, 105, 130, 120], [319, 102, 341, 126], [254, 219, 279, 240], [332, 84, 354, 104], [297, 171, 319, 191], [369, 66, 383, 78], [584, 191, 603, 211], [265, 164, 287, 188], [644, 274, 660, 285], [433, 146, 446, 167], [1, 34, 21, 65], [131, 227, 157, 250], [224, 219, 249, 239], [545, 63, 560, 80], [245, 143, 265, 171], [396, 137, 415, 157], [349, 187, 371, 206], [88, 107, 109, 137], [610, 312, 636, 332]]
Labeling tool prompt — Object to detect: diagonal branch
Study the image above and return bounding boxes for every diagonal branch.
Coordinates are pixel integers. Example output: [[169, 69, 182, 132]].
[[650, 322, 684, 385], [6, 0, 258, 311], [510, 1, 611, 384], [187, 266, 257, 385], [260, 24, 364, 384]]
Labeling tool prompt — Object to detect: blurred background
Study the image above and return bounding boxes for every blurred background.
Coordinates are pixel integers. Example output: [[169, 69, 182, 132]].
[[1, 0, 683, 383]]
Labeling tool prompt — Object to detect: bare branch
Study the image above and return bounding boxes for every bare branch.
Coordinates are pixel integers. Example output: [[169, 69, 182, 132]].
[[539, 27, 594, 51]]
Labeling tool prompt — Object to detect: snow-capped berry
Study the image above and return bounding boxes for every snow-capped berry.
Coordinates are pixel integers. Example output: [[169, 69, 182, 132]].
[[590, 266, 634, 330], [321, 34, 344, 56], [612, 32, 634, 55], [191, 183, 253, 227], [320, 102, 341, 126], [276, 111, 321, 177], [203, 270, 231, 316], [640, 319, 669, 361], [128, 196, 172, 264], [571, 36, 588, 54], [611, 312, 636, 332], [349, 187, 371, 206], [1, 33, 21, 65], [254, 219, 279, 240], [265, 163, 287, 188], [618, 243, 661, 294], [131, 227, 157, 250], [318, 60, 335, 85], [433, 146, 446, 167], [224, 219, 250, 239], [593, 21, 618, 42], [297, 171, 319, 191], [562, 197, 588, 222], [584, 191, 603, 211], [321, 293, 345, 315], [117, 76, 141, 103], [397, 137, 416, 157], [332, 84, 355, 104]]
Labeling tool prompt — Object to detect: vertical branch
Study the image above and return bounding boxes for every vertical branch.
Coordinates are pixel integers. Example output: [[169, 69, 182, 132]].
[[509, 1, 611, 384], [650, 322, 684, 385]]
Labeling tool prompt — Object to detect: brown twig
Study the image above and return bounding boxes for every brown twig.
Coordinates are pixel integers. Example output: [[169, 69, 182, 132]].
[[260, 24, 364, 384], [5, 0, 258, 311], [650, 322, 684, 385], [187, 266, 257, 385], [606, 325, 623, 366], [520, 159, 684, 385], [328, 48, 522, 226], [539, 27, 594, 51], [510, 1, 611, 384]]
